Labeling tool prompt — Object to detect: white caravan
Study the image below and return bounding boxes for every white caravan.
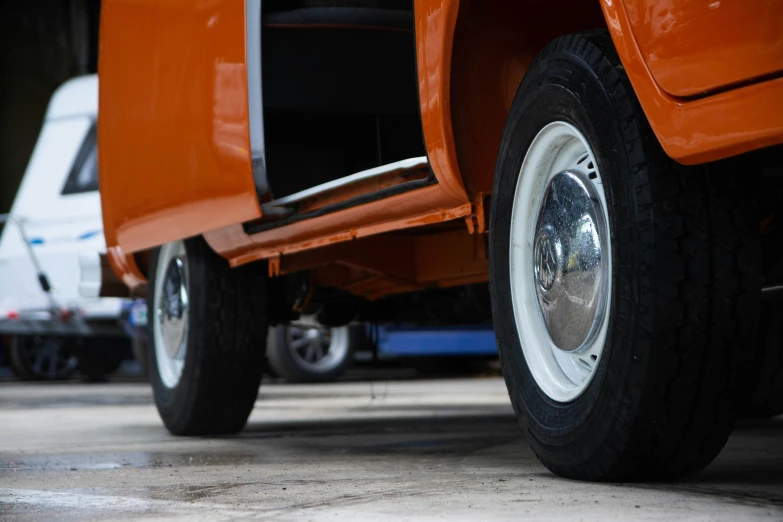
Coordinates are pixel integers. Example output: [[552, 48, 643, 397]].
[[0, 75, 132, 380]]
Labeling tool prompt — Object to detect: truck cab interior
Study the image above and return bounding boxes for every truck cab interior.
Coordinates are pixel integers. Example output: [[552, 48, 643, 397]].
[[259, 1, 427, 220]]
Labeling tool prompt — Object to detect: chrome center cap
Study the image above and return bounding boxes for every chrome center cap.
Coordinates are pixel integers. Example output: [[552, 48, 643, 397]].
[[534, 228, 560, 293], [533, 170, 608, 352], [158, 257, 188, 359]]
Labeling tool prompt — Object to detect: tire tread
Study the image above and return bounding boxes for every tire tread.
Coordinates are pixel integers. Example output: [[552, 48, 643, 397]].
[[149, 237, 267, 435], [495, 31, 759, 480]]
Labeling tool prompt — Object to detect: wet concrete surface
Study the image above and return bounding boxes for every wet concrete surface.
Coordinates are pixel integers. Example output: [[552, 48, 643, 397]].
[[0, 378, 782, 521]]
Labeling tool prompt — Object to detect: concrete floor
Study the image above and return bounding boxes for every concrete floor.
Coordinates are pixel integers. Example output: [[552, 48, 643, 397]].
[[0, 378, 781, 521]]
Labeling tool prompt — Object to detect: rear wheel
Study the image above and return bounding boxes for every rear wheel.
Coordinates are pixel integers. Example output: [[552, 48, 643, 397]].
[[489, 31, 759, 481], [267, 321, 359, 383], [147, 236, 268, 435]]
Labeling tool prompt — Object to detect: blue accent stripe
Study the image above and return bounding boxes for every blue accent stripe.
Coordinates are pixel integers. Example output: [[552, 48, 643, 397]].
[[77, 230, 102, 240], [26, 229, 103, 246], [377, 326, 498, 356]]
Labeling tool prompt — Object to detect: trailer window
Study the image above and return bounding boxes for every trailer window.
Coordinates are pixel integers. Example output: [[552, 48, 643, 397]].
[[62, 125, 98, 194]]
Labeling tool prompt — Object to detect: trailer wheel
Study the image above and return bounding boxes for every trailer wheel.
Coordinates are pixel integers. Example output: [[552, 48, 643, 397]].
[[147, 236, 267, 435], [8, 335, 77, 381], [489, 31, 759, 481]]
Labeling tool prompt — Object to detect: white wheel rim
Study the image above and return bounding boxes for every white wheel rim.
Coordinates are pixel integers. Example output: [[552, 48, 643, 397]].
[[287, 322, 350, 373], [153, 240, 189, 389], [509, 121, 612, 402]]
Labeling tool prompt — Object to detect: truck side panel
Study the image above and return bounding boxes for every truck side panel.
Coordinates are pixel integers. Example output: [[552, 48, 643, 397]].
[[98, 0, 262, 256], [446, 0, 783, 196], [624, 0, 783, 98], [602, 0, 783, 164]]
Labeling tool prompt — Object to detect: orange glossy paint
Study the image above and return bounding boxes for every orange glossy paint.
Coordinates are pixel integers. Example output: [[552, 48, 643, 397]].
[[277, 236, 419, 282], [105, 248, 146, 295], [100, 0, 783, 297], [98, 0, 262, 258], [203, 191, 472, 266], [101, 0, 473, 287], [197, 0, 475, 267], [465, 192, 488, 235], [269, 229, 488, 300], [413, 229, 487, 285], [449, 0, 606, 195], [624, 0, 783, 98], [603, 0, 783, 164], [413, 0, 468, 201]]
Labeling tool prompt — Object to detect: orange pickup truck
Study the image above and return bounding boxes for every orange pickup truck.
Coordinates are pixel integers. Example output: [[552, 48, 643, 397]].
[[97, 0, 783, 481]]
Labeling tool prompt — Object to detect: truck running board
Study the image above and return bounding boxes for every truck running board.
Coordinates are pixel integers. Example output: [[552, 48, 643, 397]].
[[246, 157, 434, 235]]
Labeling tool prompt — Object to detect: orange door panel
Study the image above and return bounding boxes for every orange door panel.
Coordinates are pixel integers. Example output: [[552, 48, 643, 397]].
[[98, 0, 262, 255], [624, 0, 783, 98]]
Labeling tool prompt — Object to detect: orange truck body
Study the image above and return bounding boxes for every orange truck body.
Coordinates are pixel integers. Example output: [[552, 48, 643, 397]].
[[98, 0, 783, 297]]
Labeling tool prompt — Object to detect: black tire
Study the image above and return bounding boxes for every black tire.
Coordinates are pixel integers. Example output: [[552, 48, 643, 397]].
[[75, 337, 127, 382], [489, 31, 759, 481], [132, 333, 149, 378], [266, 323, 360, 383], [8, 335, 77, 381], [147, 236, 268, 435]]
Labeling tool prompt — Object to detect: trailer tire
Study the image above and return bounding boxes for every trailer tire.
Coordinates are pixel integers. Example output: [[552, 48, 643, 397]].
[[8, 335, 77, 381]]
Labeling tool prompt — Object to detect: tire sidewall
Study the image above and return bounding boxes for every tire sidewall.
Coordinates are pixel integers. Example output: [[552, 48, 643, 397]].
[[147, 236, 267, 435], [147, 240, 203, 428], [490, 49, 642, 469]]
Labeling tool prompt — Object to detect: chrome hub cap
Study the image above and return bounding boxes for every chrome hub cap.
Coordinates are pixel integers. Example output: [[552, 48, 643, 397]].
[[533, 171, 608, 352], [160, 258, 188, 359], [287, 320, 350, 373], [533, 228, 558, 293], [509, 122, 612, 402], [153, 240, 189, 388]]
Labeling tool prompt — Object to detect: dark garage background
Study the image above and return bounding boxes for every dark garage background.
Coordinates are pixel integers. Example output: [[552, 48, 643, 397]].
[[0, 0, 100, 220]]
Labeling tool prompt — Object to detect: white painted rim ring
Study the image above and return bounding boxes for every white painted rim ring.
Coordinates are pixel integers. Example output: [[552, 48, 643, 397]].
[[508, 121, 613, 403], [152, 240, 188, 389]]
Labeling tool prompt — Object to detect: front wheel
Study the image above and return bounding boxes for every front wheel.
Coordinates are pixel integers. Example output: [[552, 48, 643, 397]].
[[147, 237, 268, 435], [489, 31, 759, 481]]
